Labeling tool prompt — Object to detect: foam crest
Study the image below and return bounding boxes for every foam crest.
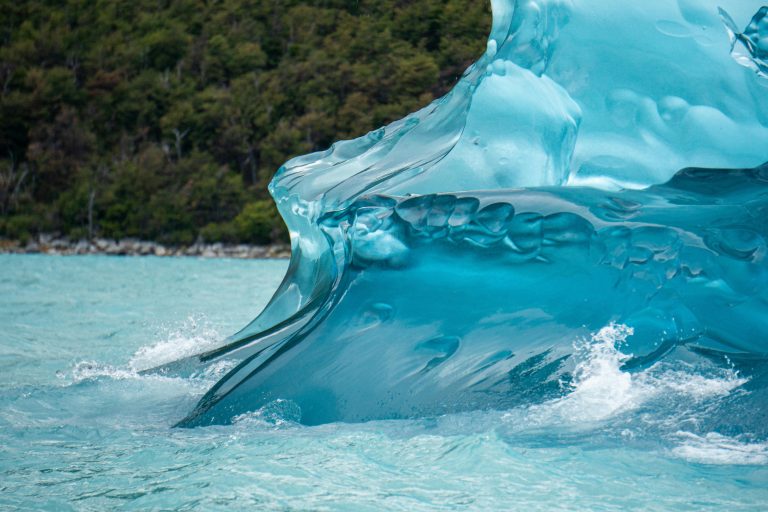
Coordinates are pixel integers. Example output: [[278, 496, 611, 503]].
[[66, 316, 236, 387], [672, 432, 768, 465], [520, 324, 748, 424], [560, 324, 636, 420], [129, 315, 225, 372]]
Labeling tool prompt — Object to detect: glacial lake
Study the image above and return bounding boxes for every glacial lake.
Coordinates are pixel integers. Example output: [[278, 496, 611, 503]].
[[1, 254, 766, 510]]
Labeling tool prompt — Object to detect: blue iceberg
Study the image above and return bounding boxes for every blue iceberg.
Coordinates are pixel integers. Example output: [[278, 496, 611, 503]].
[[170, 0, 768, 427]]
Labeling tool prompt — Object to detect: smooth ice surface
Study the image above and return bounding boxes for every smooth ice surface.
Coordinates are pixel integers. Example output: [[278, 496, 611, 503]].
[[168, 0, 768, 429]]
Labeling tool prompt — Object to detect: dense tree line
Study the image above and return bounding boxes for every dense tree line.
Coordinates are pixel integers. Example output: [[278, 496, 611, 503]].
[[0, 0, 489, 245]]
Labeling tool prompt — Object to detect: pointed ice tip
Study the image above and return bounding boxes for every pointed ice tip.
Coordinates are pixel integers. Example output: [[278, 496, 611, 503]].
[[718, 6, 768, 78], [718, 7, 739, 44]]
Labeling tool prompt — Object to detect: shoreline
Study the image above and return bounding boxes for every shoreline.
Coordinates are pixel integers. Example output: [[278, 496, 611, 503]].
[[0, 235, 291, 259]]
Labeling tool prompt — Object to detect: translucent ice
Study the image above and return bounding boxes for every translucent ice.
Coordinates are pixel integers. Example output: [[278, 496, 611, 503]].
[[722, 5, 768, 78], [167, 0, 768, 427]]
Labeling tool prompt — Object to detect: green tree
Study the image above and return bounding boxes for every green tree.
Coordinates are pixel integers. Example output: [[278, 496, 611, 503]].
[[0, 0, 491, 244]]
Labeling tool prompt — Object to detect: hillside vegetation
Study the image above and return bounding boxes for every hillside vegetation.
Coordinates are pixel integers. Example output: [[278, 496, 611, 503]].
[[0, 0, 489, 244]]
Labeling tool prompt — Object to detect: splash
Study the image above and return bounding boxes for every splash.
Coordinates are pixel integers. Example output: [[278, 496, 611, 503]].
[[129, 315, 225, 372], [161, 0, 768, 427], [68, 317, 236, 387], [518, 324, 747, 426]]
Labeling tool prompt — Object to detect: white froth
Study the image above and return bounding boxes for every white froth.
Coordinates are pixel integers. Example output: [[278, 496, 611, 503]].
[[231, 399, 303, 428], [67, 315, 235, 387], [129, 315, 225, 371], [517, 323, 748, 425], [672, 432, 768, 465]]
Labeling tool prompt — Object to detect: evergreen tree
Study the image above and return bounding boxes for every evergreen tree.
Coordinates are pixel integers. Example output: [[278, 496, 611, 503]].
[[0, 0, 490, 244]]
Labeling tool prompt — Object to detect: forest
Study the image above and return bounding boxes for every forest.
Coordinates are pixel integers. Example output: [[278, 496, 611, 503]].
[[0, 0, 490, 245]]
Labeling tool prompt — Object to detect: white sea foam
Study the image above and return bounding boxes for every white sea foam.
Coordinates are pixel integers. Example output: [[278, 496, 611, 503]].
[[232, 399, 303, 428], [516, 324, 748, 425], [129, 315, 225, 371], [70, 360, 141, 382], [67, 361, 208, 404], [672, 432, 768, 465], [66, 358, 234, 408], [68, 315, 234, 386]]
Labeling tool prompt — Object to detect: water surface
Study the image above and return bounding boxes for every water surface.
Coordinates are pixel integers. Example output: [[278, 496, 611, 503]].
[[1, 255, 766, 510]]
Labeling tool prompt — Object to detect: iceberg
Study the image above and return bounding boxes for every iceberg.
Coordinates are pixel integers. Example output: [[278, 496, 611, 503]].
[[170, 0, 768, 427]]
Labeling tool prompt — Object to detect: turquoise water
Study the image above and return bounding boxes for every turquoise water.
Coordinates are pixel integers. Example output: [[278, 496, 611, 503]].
[[1, 254, 767, 511]]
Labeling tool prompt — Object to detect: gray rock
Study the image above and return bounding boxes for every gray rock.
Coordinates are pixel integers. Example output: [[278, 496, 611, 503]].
[[74, 240, 90, 254], [51, 238, 69, 249], [95, 239, 113, 251]]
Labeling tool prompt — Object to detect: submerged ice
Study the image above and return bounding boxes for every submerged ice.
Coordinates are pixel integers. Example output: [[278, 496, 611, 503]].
[[166, 0, 768, 428]]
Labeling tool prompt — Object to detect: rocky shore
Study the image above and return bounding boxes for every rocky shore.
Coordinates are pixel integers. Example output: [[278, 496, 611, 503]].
[[0, 235, 291, 259]]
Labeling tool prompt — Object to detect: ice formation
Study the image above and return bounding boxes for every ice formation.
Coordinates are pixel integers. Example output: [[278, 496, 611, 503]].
[[169, 0, 768, 427]]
